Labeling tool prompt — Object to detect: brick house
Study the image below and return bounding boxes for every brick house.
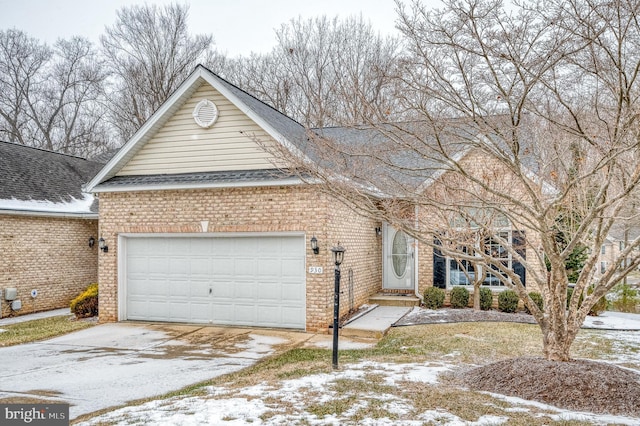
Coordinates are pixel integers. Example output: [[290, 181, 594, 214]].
[[0, 142, 103, 318], [84, 65, 538, 331]]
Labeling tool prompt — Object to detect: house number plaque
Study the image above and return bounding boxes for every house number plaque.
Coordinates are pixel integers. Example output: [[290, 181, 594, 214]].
[[308, 266, 324, 274]]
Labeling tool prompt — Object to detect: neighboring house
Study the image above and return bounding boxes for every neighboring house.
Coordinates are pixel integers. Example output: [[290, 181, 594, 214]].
[[0, 142, 104, 318], [85, 65, 536, 331]]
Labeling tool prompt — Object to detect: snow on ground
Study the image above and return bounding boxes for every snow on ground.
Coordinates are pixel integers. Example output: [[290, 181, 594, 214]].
[[77, 328, 640, 426]]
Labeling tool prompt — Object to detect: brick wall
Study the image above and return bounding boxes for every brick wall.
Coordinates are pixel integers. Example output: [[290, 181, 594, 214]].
[[328, 199, 383, 320], [0, 214, 98, 317], [416, 150, 544, 297], [97, 185, 382, 331]]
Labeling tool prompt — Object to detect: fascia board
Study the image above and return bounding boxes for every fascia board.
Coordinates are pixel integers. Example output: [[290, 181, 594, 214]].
[[91, 177, 306, 193], [0, 209, 98, 219]]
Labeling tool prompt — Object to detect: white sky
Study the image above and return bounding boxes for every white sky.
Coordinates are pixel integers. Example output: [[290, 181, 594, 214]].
[[0, 0, 415, 57]]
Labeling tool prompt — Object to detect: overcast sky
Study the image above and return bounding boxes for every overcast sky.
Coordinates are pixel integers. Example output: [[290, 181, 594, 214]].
[[0, 0, 413, 57]]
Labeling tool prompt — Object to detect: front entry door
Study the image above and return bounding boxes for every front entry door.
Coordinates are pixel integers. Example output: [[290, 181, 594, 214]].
[[383, 224, 415, 289]]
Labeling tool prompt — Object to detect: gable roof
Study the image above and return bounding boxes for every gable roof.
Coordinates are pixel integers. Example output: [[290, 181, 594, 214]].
[[86, 65, 311, 192], [0, 141, 103, 217]]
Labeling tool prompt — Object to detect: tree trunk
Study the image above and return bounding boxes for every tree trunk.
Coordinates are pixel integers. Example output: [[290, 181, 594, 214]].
[[540, 270, 579, 361], [473, 283, 481, 310]]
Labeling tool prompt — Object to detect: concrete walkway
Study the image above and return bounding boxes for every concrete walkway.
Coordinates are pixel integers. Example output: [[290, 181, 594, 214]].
[[0, 308, 71, 326], [342, 306, 411, 339]]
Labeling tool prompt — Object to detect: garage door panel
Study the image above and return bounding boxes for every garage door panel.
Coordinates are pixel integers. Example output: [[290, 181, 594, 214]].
[[211, 303, 233, 322], [187, 280, 210, 297], [257, 283, 280, 300], [211, 281, 234, 298], [168, 239, 190, 255], [281, 284, 304, 301], [234, 258, 256, 275], [169, 258, 190, 275], [184, 302, 209, 322], [235, 281, 256, 298], [189, 238, 212, 254], [257, 306, 280, 324], [233, 304, 257, 324], [125, 235, 305, 329], [167, 281, 189, 297], [282, 258, 304, 276], [189, 257, 211, 276]]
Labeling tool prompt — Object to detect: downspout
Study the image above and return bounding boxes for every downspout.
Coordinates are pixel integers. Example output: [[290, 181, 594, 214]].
[[414, 204, 422, 302]]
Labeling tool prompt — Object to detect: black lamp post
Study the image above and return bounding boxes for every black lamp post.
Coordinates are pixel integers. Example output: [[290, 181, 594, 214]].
[[331, 242, 346, 370]]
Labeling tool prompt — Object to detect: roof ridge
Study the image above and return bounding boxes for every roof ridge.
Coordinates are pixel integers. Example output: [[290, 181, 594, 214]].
[[0, 140, 96, 162], [197, 64, 306, 130]]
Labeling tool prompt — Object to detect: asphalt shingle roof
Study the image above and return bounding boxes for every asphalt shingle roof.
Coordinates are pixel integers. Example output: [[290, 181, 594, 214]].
[[0, 141, 103, 213], [97, 169, 299, 189]]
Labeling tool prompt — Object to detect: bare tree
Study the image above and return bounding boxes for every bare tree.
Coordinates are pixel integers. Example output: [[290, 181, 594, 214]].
[[0, 29, 50, 145], [0, 30, 111, 156], [101, 3, 214, 141], [221, 15, 401, 127], [276, 0, 640, 361]]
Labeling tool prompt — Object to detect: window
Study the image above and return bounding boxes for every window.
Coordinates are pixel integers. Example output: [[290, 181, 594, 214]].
[[620, 241, 624, 251], [601, 245, 606, 255], [600, 261, 607, 274], [440, 230, 525, 289]]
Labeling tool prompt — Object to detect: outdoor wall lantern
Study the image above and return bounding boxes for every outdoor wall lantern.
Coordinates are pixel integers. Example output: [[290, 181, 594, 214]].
[[310, 236, 319, 254], [330, 242, 346, 370], [89, 237, 95, 248], [375, 226, 382, 237], [98, 237, 108, 253]]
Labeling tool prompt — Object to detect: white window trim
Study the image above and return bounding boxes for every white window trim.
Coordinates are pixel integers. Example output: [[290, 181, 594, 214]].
[[445, 229, 514, 291]]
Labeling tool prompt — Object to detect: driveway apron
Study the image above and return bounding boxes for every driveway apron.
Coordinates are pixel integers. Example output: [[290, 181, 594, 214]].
[[0, 322, 310, 419]]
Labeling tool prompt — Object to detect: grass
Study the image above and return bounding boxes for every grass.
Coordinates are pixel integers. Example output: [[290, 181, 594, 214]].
[[74, 322, 635, 425], [0, 315, 95, 347]]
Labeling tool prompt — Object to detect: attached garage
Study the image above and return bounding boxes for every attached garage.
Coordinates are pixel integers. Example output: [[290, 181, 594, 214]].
[[120, 234, 306, 329]]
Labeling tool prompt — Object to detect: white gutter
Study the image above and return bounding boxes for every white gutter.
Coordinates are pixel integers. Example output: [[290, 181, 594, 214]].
[[0, 209, 98, 219], [91, 177, 305, 193]]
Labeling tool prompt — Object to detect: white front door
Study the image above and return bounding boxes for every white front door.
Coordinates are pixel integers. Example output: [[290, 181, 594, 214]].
[[383, 224, 415, 289]]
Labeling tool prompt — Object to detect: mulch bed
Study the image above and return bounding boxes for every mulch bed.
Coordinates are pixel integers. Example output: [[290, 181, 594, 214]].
[[394, 307, 537, 326], [456, 357, 640, 416], [397, 307, 640, 417]]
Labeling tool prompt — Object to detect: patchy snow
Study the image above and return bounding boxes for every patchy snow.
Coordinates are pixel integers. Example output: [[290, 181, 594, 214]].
[[222, 334, 287, 359], [583, 311, 640, 330], [77, 328, 640, 426], [487, 393, 640, 426], [0, 193, 95, 214]]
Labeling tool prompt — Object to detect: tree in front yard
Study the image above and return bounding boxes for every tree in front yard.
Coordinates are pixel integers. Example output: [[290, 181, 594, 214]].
[[280, 0, 640, 361]]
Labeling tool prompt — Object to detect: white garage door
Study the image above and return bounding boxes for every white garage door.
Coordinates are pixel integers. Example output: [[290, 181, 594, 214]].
[[124, 235, 306, 329]]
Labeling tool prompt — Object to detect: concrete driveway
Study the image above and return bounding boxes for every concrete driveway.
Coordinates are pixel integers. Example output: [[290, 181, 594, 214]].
[[0, 322, 312, 419]]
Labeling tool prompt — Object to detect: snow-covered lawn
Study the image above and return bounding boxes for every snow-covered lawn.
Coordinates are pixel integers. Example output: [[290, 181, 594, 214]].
[[77, 327, 640, 426]]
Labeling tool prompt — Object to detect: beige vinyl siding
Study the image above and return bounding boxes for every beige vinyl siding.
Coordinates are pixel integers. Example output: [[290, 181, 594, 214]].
[[117, 83, 281, 176]]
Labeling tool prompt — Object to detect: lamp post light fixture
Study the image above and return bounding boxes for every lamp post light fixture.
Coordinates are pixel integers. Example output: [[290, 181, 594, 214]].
[[310, 235, 319, 254], [330, 242, 346, 370], [98, 237, 108, 253]]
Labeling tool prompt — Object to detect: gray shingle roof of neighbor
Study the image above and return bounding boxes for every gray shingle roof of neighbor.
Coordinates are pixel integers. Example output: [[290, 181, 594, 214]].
[[0, 141, 103, 214], [97, 168, 300, 190]]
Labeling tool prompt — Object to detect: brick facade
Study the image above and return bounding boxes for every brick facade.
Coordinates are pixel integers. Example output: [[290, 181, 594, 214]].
[[97, 185, 382, 332], [416, 150, 544, 298], [0, 214, 98, 318]]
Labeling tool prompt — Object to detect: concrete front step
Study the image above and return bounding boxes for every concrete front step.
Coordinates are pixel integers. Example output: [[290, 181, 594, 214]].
[[368, 293, 421, 307], [341, 306, 412, 339]]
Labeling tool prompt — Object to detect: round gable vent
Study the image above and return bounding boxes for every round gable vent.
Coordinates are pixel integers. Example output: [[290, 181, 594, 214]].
[[193, 99, 219, 128]]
